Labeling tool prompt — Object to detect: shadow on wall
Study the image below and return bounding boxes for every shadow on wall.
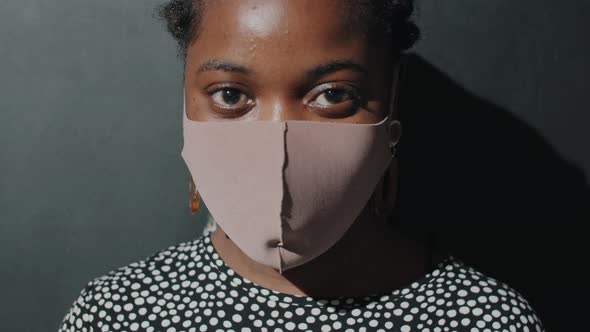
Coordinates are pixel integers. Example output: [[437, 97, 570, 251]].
[[394, 53, 590, 332]]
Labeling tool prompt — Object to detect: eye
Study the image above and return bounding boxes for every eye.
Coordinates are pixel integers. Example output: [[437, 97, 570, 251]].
[[303, 83, 362, 118], [210, 88, 251, 108], [313, 89, 355, 106], [307, 85, 360, 109]]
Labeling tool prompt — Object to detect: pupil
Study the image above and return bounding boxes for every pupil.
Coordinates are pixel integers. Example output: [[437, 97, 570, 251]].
[[222, 89, 242, 105], [325, 90, 348, 103]]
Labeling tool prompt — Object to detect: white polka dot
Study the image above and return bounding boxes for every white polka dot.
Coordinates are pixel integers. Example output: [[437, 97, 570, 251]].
[[58, 233, 544, 332]]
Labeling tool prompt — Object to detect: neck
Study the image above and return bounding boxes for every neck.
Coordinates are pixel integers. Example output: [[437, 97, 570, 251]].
[[209, 206, 443, 298]]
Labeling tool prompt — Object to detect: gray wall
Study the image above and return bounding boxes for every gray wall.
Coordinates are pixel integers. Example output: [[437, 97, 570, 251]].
[[0, 0, 588, 331], [0, 1, 209, 330]]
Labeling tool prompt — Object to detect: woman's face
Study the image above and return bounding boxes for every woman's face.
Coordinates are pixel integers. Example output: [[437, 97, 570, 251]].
[[184, 0, 396, 124]]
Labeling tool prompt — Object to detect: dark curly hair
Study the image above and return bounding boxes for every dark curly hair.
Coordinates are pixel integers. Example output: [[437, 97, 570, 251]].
[[156, 0, 420, 58]]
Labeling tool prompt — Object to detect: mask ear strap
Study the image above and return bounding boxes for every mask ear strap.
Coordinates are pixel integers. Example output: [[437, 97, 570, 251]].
[[182, 87, 186, 120], [182, 86, 190, 123], [387, 54, 407, 146]]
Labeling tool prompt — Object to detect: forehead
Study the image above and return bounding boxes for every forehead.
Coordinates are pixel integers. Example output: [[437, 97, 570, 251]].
[[187, 0, 380, 73], [200, 0, 359, 36]]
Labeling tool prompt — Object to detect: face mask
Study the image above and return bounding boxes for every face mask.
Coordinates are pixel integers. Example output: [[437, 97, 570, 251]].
[[181, 80, 401, 274]]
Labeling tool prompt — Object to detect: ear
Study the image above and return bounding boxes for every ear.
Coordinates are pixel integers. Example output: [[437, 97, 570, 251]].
[[380, 55, 405, 217]]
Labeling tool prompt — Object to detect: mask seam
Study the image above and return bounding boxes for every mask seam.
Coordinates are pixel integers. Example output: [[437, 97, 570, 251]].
[[278, 122, 288, 274]]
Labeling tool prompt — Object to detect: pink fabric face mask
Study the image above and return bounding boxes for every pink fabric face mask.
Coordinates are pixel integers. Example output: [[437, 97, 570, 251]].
[[181, 92, 401, 274]]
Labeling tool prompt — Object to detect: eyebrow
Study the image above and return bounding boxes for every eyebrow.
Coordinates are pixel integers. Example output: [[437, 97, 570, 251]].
[[198, 59, 251, 74], [306, 59, 368, 78], [196, 58, 368, 77]]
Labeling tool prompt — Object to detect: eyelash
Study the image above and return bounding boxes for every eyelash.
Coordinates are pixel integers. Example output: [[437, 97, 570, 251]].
[[206, 84, 254, 115], [305, 83, 360, 107], [205, 83, 361, 117]]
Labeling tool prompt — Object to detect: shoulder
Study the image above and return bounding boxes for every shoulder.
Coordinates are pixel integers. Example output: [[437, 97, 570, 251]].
[[429, 255, 546, 332], [58, 233, 211, 332]]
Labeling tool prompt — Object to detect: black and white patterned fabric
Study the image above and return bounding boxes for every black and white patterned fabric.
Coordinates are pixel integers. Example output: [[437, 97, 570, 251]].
[[59, 227, 545, 332]]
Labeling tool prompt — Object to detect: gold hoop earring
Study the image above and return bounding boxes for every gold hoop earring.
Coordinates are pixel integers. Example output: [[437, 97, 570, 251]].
[[391, 144, 398, 159], [188, 174, 200, 215]]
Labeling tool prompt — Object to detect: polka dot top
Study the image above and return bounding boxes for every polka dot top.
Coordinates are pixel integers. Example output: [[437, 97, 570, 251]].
[[58, 228, 545, 332]]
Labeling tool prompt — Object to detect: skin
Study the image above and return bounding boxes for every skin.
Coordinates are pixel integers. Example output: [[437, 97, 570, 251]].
[[184, 0, 445, 298]]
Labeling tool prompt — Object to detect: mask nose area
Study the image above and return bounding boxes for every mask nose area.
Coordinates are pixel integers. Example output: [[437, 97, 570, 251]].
[[256, 98, 307, 122]]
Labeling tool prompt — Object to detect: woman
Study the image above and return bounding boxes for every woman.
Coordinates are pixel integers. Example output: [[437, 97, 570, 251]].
[[59, 0, 545, 331]]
